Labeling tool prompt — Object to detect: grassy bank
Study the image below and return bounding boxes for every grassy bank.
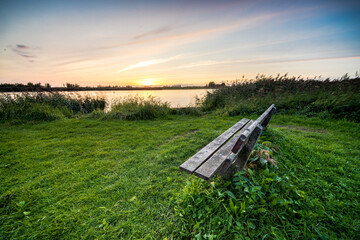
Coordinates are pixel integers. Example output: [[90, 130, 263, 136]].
[[2, 76, 359, 125], [201, 76, 360, 122], [0, 93, 105, 123], [1, 114, 359, 239]]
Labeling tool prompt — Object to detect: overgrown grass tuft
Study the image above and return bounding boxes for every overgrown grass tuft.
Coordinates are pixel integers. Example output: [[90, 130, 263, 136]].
[[201, 75, 360, 122], [0, 93, 105, 122], [103, 95, 171, 120]]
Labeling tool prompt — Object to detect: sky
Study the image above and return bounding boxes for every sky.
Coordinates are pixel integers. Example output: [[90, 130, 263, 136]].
[[0, 0, 359, 87]]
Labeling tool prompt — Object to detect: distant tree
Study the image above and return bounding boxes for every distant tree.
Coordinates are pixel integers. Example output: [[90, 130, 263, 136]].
[[66, 83, 80, 88], [208, 81, 216, 88]]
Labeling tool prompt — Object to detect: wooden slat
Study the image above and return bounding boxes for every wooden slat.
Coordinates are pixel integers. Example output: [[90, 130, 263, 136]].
[[234, 124, 263, 170], [179, 118, 249, 174], [257, 104, 275, 126], [194, 120, 254, 180], [231, 104, 275, 153], [231, 120, 259, 153]]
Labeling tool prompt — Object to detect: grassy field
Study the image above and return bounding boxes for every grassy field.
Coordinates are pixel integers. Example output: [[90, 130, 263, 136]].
[[1, 114, 359, 239]]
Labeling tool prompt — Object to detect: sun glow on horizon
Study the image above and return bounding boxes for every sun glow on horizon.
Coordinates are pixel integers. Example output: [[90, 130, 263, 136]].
[[141, 79, 155, 86]]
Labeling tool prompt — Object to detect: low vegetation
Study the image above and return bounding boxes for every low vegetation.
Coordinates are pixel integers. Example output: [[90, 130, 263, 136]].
[[103, 95, 170, 120], [1, 75, 359, 123], [0, 93, 105, 123], [201, 75, 360, 122]]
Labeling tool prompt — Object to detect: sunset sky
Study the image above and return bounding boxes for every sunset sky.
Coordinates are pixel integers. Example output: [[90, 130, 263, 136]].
[[0, 0, 359, 87]]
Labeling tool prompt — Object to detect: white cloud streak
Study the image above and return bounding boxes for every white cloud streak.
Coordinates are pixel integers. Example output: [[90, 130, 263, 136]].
[[117, 55, 181, 72], [176, 55, 360, 70]]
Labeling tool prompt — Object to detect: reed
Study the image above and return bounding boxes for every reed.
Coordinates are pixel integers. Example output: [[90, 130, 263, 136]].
[[104, 95, 170, 120], [200, 75, 360, 121]]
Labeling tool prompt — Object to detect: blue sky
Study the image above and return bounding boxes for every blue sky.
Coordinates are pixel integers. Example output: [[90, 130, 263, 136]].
[[0, 0, 359, 86]]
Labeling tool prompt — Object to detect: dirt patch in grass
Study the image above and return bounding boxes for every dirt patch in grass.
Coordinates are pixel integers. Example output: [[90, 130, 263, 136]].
[[157, 129, 199, 147], [271, 125, 329, 134]]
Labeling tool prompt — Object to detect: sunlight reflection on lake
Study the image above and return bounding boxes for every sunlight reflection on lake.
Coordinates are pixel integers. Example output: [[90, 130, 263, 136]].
[[4, 89, 212, 108], [66, 89, 211, 108]]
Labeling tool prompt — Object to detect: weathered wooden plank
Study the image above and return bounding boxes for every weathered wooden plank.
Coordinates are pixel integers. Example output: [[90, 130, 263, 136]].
[[257, 104, 276, 128], [259, 107, 276, 129], [231, 120, 259, 153], [194, 120, 254, 180], [231, 105, 275, 154], [179, 118, 250, 174]]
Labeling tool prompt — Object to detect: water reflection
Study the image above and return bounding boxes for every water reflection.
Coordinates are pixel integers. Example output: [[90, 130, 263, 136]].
[[4, 89, 211, 108]]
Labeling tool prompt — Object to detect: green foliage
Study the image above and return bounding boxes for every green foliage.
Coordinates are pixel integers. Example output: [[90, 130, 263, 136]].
[[201, 75, 360, 122], [174, 156, 319, 239], [104, 95, 170, 120], [0, 93, 106, 122]]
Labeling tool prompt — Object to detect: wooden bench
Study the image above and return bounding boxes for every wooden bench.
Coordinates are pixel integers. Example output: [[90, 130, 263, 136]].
[[179, 104, 276, 180]]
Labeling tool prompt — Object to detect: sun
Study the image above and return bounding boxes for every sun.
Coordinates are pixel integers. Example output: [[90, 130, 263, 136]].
[[142, 79, 154, 86]]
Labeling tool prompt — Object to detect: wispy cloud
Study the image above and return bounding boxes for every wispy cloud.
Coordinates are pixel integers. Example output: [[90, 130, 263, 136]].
[[55, 57, 96, 67], [11, 44, 39, 62], [176, 55, 360, 70], [117, 55, 181, 72], [176, 60, 233, 69], [81, 11, 283, 54], [263, 55, 360, 64], [133, 26, 173, 40], [16, 44, 30, 49]]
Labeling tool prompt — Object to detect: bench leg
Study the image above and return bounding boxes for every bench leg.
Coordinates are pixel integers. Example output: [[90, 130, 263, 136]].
[[220, 124, 263, 179]]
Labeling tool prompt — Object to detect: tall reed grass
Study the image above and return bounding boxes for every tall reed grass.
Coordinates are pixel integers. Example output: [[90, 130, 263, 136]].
[[0, 92, 105, 122], [200, 75, 360, 122], [102, 95, 170, 120]]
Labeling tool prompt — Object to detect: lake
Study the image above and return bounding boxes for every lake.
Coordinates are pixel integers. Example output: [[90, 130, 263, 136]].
[[4, 89, 211, 108]]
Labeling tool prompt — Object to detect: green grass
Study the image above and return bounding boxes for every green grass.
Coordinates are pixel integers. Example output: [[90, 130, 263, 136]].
[[1, 114, 359, 239]]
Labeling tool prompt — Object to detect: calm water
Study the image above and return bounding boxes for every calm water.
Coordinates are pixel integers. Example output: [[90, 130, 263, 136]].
[[5, 89, 211, 108]]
